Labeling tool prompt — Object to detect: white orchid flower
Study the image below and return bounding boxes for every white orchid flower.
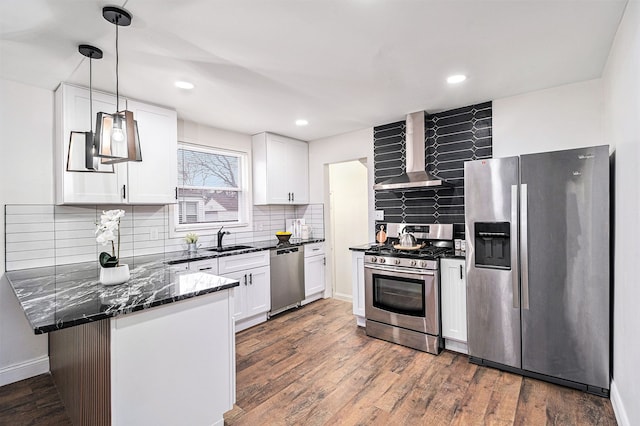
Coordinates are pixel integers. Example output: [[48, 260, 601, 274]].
[[96, 209, 125, 259]]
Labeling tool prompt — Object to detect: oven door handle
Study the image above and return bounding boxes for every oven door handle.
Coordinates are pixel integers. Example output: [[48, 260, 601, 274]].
[[365, 265, 435, 276]]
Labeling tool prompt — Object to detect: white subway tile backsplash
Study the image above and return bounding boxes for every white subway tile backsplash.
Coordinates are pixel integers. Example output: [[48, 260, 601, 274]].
[[5, 203, 323, 271], [5, 205, 53, 215], [6, 222, 54, 233]]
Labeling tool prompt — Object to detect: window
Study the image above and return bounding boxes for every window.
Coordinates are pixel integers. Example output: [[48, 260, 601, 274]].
[[175, 145, 248, 231]]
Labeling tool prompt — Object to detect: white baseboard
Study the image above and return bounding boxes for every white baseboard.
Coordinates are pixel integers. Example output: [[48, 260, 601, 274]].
[[0, 355, 49, 387], [333, 292, 352, 303], [610, 380, 630, 426], [444, 339, 468, 354]]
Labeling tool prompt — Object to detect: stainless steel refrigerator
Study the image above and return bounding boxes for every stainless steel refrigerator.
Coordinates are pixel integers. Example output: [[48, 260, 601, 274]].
[[464, 145, 610, 396]]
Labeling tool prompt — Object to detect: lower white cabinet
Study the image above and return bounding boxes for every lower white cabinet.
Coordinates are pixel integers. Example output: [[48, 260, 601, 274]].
[[351, 251, 365, 327], [188, 259, 219, 275], [303, 242, 325, 305], [440, 258, 468, 353], [218, 251, 271, 332]]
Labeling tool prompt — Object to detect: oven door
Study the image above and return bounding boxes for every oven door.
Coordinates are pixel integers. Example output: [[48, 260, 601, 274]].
[[364, 264, 439, 335]]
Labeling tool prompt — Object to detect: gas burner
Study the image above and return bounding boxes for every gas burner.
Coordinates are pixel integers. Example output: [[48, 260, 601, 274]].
[[365, 244, 453, 260]]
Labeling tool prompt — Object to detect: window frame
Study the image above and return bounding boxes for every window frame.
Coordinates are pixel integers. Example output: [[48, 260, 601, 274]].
[[170, 143, 252, 239]]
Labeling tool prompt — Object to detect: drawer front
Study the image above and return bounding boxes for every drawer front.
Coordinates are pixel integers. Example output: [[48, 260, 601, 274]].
[[218, 250, 270, 274], [188, 259, 219, 275], [304, 242, 325, 258]]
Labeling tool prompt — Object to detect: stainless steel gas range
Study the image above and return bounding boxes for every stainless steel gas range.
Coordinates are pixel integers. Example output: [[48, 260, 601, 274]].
[[364, 223, 453, 355]]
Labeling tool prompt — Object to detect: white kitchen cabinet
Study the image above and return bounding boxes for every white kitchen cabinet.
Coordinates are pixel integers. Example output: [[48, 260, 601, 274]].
[[218, 251, 271, 332], [351, 251, 366, 327], [54, 83, 177, 205], [303, 242, 325, 305], [126, 99, 177, 204], [440, 258, 468, 353], [188, 259, 219, 275], [252, 132, 309, 205], [55, 83, 123, 204]]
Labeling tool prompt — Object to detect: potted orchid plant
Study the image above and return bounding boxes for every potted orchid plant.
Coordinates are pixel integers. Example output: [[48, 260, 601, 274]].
[[96, 209, 129, 285], [185, 232, 199, 253]]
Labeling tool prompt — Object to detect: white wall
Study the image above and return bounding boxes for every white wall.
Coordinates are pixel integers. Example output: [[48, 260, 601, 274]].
[[602, 2, 640, 425], [309, 128, 375, 238], [0, 79, 51, 385], [309, 128, 374, 297], [329, 161, 368, 300], [493, 79, 604, 157], [178, 119, 252, 153]]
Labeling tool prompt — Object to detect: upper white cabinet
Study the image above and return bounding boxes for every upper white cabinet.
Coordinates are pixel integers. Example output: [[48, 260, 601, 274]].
[[440, 258, 468, 353], [55, 83, 123, 204], [252, 132, 309, 205], [55, 83, 177, 205], [126, 100, 177, 204]]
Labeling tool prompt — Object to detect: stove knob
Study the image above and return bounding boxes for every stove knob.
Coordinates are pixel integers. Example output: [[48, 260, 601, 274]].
[[394, 259, 401, 265], [370, 257, 377, 263], [410, 260, 417, 266], [379, 258, 386, 264], [420, 261, 427, 267]]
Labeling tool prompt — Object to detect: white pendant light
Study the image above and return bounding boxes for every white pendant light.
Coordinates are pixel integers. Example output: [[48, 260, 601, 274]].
[[96, 6, 142, 165]]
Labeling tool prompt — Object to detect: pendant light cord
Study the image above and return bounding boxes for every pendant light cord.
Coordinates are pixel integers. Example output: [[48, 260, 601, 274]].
[[115, 16, 120, 112], [89, 57, 93, 132]]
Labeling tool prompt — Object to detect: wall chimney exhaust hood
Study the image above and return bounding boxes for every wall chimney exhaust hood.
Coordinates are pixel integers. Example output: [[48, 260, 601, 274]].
[[373, 111, 450, 190]]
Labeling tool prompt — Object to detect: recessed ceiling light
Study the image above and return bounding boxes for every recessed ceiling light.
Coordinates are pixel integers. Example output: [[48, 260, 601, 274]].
[[175, 81, 194, 90], [295, 119, 309, 126], [447, 74, 467, 84]]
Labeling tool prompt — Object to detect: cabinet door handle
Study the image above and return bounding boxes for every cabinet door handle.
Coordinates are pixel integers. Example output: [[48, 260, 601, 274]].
[[199, 267, 212, 271], [459, 264, 463, 280], [122, 184, 127, 199], [292, 192, 295, 202], [288, 192, 291, 202], [175, 187, 178, 200], [323, 257, 326, 266], [249, 273, 253, 285], [244, 274, 247, 286]]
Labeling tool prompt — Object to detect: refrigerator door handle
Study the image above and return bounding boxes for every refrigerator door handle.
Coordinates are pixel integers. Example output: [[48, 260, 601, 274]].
[[511, 184, 520, 309], [520, 183, 530, 310]]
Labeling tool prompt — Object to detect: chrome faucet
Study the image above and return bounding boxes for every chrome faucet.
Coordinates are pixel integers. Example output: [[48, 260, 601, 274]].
[[217, 226, 230, 250]]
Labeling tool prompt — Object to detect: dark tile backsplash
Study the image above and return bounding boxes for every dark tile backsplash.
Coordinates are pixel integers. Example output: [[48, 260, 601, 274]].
[[374, 101, 492, 229]]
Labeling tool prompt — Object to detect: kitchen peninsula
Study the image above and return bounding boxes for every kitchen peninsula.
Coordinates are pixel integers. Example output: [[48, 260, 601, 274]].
[[6, 254, 239, 426]]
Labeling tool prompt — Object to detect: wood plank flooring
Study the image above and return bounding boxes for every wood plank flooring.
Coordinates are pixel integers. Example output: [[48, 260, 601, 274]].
[[0, 298, 617, 425], [226, 298, 617, 426], [0, 373, 71, 425]]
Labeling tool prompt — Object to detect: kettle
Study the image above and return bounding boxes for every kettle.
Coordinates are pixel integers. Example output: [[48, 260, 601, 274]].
[[398, 228, 417, 247]]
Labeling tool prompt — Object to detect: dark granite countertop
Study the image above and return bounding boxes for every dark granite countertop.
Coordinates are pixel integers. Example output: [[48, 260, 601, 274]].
[[165, 238, 326, 264], [348, 243, 382, 252], [6, 253, 240, 334], [443, 250, 467, 260], [6, 238, 325, 334]]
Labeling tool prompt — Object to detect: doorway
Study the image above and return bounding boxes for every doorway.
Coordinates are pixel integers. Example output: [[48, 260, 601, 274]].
[[328, 159, 368, 301]]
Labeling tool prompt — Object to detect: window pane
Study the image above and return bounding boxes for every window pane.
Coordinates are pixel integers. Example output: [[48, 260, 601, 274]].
[[177, 188, 239, 224], [178, 148, 239, 189]]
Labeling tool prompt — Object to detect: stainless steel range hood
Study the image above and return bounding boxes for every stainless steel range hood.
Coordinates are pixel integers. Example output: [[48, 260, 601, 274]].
[[373, 111, 450, 190]]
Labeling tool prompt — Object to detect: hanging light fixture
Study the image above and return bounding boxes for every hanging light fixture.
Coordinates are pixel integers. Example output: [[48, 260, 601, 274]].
[[95, 6, 142, 164], [66, 44, 114, 173]]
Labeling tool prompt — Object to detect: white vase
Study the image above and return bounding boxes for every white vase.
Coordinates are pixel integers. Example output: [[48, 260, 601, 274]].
[[100, 264, 130, 286]]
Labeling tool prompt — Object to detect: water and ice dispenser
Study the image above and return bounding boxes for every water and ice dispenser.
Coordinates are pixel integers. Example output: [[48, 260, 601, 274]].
[[474, 222, 511, 269]]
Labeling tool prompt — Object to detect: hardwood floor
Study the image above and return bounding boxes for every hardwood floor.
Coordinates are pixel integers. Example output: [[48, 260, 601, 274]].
[[0, 298, 616, 425], [0, 373, 71, 425], [226, 298, 617, 426]]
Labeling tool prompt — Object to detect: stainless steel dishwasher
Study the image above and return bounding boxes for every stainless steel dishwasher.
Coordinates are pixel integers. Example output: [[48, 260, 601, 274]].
[[268, 245, 304, 318]]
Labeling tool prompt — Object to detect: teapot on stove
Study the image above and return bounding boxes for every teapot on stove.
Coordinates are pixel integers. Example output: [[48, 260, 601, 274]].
[[398, 228, 417, 247]]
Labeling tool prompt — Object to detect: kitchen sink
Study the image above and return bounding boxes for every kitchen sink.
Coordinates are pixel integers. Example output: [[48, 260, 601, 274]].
[[206, 245, 254, 253]]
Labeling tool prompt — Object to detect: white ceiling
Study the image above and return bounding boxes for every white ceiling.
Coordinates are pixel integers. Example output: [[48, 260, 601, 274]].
[[0, 0, 627, 141]]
